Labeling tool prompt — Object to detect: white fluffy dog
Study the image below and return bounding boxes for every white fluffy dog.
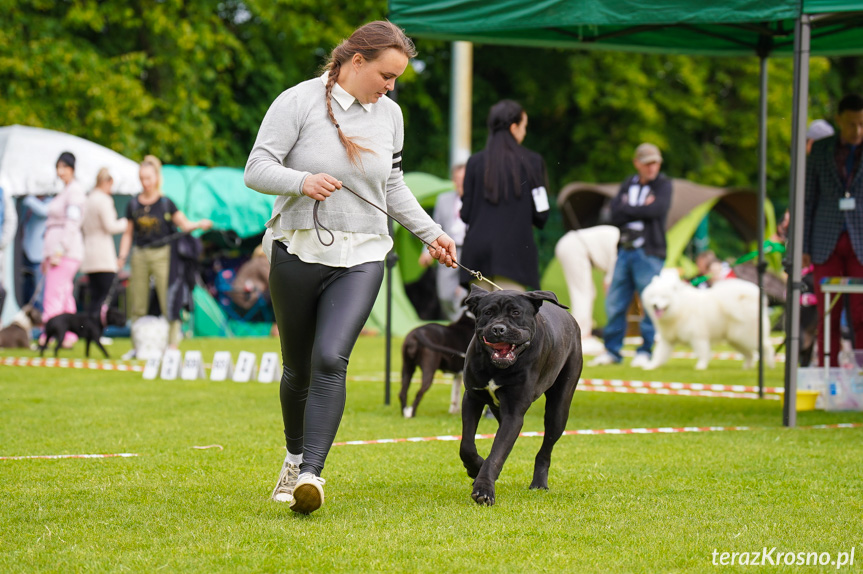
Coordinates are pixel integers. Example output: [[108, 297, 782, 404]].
[[641, 272, 775, 370], [131, 316, 170, 360]]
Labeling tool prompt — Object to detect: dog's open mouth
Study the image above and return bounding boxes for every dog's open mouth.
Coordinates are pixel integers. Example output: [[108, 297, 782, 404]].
[[653, 305, 666, 319], [483, 337, 530, 367]]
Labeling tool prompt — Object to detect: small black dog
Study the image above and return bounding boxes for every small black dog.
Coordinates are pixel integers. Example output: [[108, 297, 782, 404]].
[[399, 311, 475, 417], [39, 308, 126, 358]]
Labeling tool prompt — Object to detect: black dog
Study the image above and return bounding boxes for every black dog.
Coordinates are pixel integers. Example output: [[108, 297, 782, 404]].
[[399, 311, 475, 417], [39, 308, 126, 358], [460, 286, 583, 506]]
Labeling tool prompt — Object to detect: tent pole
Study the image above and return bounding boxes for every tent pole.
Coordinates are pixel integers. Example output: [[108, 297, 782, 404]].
[[757, 54, 768, 399], [783, 15, 811, 427], [385, 218, 396, 406], [449, 41, 473, 168]]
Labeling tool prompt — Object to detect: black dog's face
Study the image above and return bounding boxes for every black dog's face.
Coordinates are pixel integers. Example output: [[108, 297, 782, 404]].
[[465, 286, 565, 369]]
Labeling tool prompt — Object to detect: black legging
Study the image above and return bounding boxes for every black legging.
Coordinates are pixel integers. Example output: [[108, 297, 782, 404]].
[[269, 242, 384, 476], [86, 272, 116, 314]]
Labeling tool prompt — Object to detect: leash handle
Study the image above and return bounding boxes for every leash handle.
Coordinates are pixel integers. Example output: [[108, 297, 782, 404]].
[[312, 200, 335, 246], [312, 183, 502, 291]]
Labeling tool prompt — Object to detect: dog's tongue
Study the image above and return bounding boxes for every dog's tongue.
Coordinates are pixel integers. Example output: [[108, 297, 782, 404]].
[[484, 338, 516, 360]]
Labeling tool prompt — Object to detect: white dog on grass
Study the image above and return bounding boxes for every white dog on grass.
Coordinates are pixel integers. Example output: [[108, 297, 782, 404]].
[[641, 271, 775, 370]]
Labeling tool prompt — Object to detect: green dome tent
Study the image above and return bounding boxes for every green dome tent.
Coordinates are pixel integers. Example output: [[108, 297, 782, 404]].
[[542, 178, 778, 310]]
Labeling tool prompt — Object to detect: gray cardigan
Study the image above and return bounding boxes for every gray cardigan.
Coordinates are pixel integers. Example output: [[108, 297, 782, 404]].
[[244, 77, 443, 246]]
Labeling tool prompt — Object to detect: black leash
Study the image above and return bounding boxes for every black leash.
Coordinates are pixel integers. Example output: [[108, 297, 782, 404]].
[[312, 184, 502, 291]]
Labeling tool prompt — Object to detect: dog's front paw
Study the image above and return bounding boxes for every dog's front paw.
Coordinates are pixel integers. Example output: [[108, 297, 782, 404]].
[[642, 361, 659, 371], [471, 480, 496, 506], [695, 361, 708, 370]]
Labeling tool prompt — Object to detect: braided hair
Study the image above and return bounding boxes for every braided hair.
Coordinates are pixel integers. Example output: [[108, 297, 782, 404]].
[[324, 21, 417, 167]]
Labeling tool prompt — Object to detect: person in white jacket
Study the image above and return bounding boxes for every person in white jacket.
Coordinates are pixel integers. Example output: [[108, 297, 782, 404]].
[[81, 168, 128, 313], [555, 225, 620, 356], [0, 185, 18, 316]]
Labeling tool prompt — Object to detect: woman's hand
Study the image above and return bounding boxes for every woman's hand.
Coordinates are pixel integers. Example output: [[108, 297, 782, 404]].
[[303, 173, 342, 201], [428, 234, 458, 268], [197, 219, 214, 231]]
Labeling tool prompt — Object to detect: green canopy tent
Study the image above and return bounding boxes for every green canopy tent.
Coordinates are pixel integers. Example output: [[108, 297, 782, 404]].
[[389, 0, 863, 55], [390, 0, 863, 423], [152, 165, 454, 338]]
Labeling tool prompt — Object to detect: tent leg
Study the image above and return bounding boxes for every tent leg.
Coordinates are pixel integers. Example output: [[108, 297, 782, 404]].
[[449, 41, 473, 169], [384, 221, 397, 406], [757, 54, 768, 399], [783, 15, 811, 427]]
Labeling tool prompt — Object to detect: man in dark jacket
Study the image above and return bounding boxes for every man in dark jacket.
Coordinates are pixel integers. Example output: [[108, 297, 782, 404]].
[[803, 94, 863, 367], [590, 143, 672, 367]]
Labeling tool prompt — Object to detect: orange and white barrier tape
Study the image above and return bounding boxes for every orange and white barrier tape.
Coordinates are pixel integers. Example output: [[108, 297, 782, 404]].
[[2, 356, 143, 372], [333, 422, 862, 447], [0, 453, 139, 460]]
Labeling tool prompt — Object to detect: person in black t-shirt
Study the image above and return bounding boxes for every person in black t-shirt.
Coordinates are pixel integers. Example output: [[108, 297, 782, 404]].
[[117, 155, 212, 357]]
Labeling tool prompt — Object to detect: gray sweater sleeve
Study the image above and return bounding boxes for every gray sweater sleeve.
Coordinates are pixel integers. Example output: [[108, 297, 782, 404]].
[[384, 112, 444, 245], [244, 89, 310, 197]]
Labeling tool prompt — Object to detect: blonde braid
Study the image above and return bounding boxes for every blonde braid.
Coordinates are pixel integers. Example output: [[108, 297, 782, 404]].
[[325, 58, 373, 168]]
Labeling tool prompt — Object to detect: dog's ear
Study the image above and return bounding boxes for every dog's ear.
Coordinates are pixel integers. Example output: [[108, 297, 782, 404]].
[[522, 290, 569, 310], [464, 284, 490, 315]]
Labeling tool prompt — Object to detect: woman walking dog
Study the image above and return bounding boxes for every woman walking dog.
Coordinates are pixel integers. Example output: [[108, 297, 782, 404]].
[[244, 20, 457, 515]]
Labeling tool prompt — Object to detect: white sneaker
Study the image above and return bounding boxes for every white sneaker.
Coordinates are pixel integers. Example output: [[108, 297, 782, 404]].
[[588, 352, 620, 367], [290, 472, 326, 514], [272, 461, 301, 503], [581, 337, 607, 356], [630, 352, 651, 368]]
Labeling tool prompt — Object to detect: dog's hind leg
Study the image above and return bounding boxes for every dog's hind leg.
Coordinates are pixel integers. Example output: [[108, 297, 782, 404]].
[[449, 372, 463, 414], [93, 338, 110, 359], [459, 391, 486, 480], [409, 363, 437, 418], [399, 356, 416, 417], [692, 338, 712, 370]]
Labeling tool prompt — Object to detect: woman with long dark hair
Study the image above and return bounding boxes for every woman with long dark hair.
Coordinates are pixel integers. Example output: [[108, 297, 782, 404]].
[[460, 100, 550, 291], [244, 20, 457, 515], [41, 152, 86, 348]]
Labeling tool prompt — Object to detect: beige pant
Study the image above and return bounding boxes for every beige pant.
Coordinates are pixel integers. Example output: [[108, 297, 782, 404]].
[[555, 225, 620, 337], [128, 245, 182, 345]]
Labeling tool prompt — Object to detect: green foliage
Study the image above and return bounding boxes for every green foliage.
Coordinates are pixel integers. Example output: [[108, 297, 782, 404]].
[[0, 2, 845, 265], [0, 0, 386, 164]]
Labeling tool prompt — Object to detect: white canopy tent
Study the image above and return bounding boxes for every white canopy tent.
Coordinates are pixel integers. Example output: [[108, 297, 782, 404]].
[[0, 125, 141, 197], [0, 125, 141, 324]]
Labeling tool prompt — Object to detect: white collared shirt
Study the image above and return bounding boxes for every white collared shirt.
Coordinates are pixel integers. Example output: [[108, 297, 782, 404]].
[[270, 73, 392, 267]]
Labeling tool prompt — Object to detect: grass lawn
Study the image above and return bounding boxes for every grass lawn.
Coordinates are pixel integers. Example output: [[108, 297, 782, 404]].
[[2, 335, 862, 573]]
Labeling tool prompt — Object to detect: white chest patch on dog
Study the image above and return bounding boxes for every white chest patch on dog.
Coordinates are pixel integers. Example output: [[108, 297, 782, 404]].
[[484, 379, 501, 406]]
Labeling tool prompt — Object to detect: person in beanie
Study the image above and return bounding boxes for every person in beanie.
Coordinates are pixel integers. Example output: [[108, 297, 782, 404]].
[[590, 143, 672, 367]]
